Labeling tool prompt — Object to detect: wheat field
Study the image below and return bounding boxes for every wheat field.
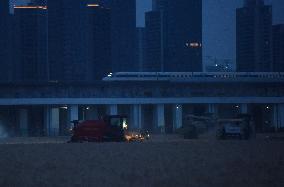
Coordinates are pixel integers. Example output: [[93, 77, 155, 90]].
[[0, 135, 283, 187]]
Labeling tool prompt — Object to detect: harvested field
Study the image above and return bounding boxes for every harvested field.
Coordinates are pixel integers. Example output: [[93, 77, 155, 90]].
[[0, 135, 284, 187]]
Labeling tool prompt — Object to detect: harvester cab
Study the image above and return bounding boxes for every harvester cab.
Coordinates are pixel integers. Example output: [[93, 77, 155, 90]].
[[69, 115, 128, 142]]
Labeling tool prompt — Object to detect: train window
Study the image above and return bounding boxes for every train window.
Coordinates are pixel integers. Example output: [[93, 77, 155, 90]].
[[144, 75, 156, 77], [119, 75, 138, 77], [160, 75, 170, 77]]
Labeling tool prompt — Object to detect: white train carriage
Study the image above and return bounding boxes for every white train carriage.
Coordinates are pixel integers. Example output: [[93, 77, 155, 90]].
[[103, 72, 284, 82]]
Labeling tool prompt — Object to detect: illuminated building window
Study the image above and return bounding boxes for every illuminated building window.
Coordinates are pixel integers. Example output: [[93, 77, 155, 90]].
[[14, 6, 47, 10], [186, 42, 202, 48], [87, 4, 100, 7]]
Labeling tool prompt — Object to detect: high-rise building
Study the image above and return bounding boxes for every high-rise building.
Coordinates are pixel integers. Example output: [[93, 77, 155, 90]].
[[144, 11, 162, 72], [101, 0, 136, 72], [14, 5, 48, 81], [236, 0, 272, 72], [0, 0, 11, 81], [30, 0, 47, 6], [244, 0, 265, 6], [152, 0, 167, 11], [48, 0, 88, 81], [168, 1, 202, 72], [48, 1, 112, 81], [136, 27, 146, 72], [272, 24, 284, 72], [86, 4, 111, 80], [145, 0, 202, 72], [0, 0, 9, 14], [48, 0, 136, 80], [0, 0, 9, 20]]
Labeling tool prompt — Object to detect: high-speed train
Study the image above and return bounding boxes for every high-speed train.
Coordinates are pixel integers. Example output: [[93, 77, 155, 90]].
[[103, 72, 284, 82]]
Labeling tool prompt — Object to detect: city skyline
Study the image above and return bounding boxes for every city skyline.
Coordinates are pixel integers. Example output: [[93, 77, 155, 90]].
[[13, 0, 284, 68], [137, 0, 284, 68]]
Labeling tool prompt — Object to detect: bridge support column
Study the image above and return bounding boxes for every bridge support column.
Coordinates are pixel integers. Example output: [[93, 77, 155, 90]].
[[154, 104, 165, 133], [44, 107, 59, 136], [173, 104, 183, 130], [108, 104, 118, 115], [273, 104, 284, 132], [68, 105, 79, 130], [85, 106, 98, 120], [19, 109, 28, 136], [130, 104, 142, 129], [240, 104, 248, 114], [208, 104, 218, 116]]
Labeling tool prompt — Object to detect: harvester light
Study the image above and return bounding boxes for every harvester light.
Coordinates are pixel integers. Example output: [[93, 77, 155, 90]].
[[123, 120, 128, 130]]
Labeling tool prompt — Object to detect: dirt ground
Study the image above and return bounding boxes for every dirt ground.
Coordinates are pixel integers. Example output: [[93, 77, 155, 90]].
[[0, 134, 283, 187]]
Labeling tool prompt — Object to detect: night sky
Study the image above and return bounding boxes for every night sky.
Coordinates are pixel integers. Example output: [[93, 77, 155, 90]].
[[13, 0, 284, 66]]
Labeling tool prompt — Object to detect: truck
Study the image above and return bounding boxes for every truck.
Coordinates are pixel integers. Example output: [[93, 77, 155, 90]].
[[177, 113, 216, 139], [216, 114, 254, 140], [69, 115, 149, 142]]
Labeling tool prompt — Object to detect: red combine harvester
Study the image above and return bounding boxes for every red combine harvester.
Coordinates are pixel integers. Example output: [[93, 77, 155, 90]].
[[69, 115, 149, 142]]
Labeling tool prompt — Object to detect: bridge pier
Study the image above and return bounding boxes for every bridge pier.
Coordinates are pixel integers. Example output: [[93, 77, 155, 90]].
[[240, 104, 248, 114], [19, 109, 28, 137], [68, 105, 79, 130], [154, 104, 165, 133], [173, 104, 183, 130], [130, 104, 142, 130], [273, 104, 284, 132], [44, 106, 60, 136], [108, 104, 118, 115], [85, 106, 98, 120], [208, 104, 218, 116]]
